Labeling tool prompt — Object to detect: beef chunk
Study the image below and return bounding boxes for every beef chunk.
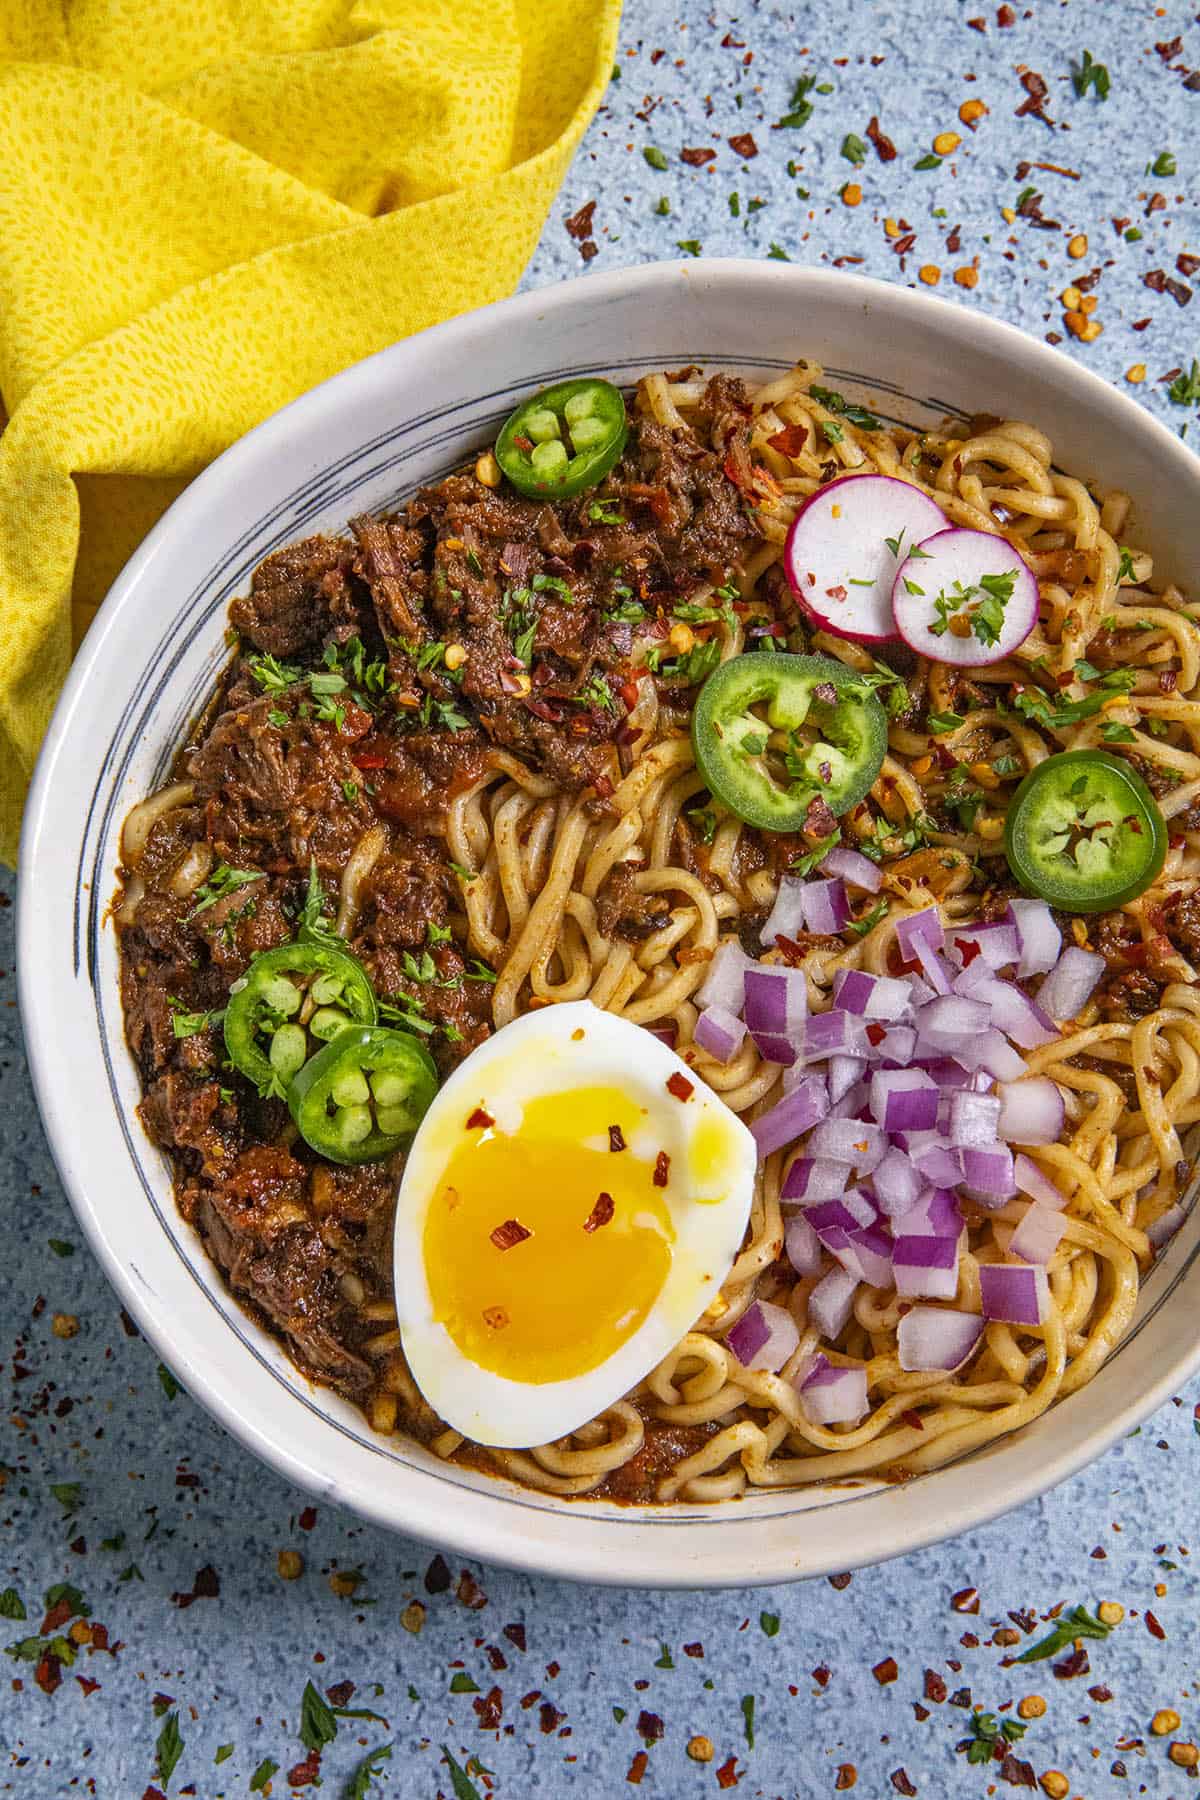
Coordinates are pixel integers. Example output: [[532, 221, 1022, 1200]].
[[229, 534, 368, 656]]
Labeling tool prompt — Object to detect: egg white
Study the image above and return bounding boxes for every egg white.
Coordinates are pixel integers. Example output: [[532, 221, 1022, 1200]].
[[393, 1001, 758, 1448]]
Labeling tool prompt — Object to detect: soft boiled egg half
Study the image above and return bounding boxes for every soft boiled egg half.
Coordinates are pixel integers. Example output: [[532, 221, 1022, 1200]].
[[393, 1001, 757, 1448]]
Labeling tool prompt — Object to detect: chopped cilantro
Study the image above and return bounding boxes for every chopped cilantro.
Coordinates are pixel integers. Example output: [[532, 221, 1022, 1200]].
[[927, 570, 1017, 647], [588, 499, 624, 524], [767, 242, 791, 261], [156, 1713, 185, 1786], [653, 195, 670, 216], [913, 153, 942, 171], [51, 1483, 81, 1514], [643, 146, 668, 171], [776, 73, 818, 130], [1072, 48, 1110, 99], [347, 1745, 393, 1798], [965, 1711, 1028, 1765], [1168, 360, 1200, 407], [822, 419, 845, 444], [991, 755, 1022, 777], [1100, 721, 1137, 743], [440, 1746, 484, 1800], [157, 1363, 182, 1401], [927, 710, 965, 733], [299, 1679, 339, 1752], [0, 1590, 26, 1621], [248, 652, 302, 692], [464, 959, 498, 983], [1149, 150, 1177, 177], [654, 1644, 674, 1669], [676, 239, 702, 257], [188, 864, 264, 920], [449, 1672, 479, 1693], [729, 192, 741, 217], [740, 1694, 757, 1749], [759, 1611, 781, 1638], [687, 806, 718, 844], [848, 897, 889, 937], [214, 1743, 234, 1764], [840, 133, 867, 166], [47, 1239, 74, 1257], [249, 1758, 279, 1792], [532, 571, 573, 603], [1016, 1604, 1111, 1662], [810, 385, 881, 429], [789, 829, 840, 876], [377, 994, 436, 1036], [167, 998, 225, 1039], [118, 1563, 144, 1582]]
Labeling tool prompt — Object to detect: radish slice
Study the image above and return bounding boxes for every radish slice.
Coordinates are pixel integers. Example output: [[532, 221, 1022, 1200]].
[[783, 474, 948, 645], [891, 526, 1039, 666]]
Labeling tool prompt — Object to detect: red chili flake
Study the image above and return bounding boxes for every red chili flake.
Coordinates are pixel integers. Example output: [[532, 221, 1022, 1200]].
[[326, 1681, 355, 1707], [954, 937, 982, 967], [873, 1656, 899, 1685], [826, 583, 849, 602], [564, 199, 597, 242], [425, 1553, 451, 1594], [1159, 667, 1179, 694], [512, 433, 534, 452], [636, 1711, 664, 1743], [951, 1587, 980, 1614], [539, 1700, 564, 1734], [1144, 269, 1169, 294], [766, 422, 809, 457], [473, 1685, 504, 1730], [866, 115, 897, 162], [890, 1771, 918, 1797], [35, 1653, 63, 1695], [900, 1409, 925, 1432], [1088, 1684, 1114, 1702], [1178, 253, 1200, 277], [482, 1305, 509, 1330], [728, 132, 759, 158], [170, 1564, 220, 1609], [960, 1632, 980, 1649], [1166, 279, 1193, 307], [503, 1622, 526, 1652], [924, 1669, 948, 1703], [350, 749, 387, 770], [828, 1571, 852, 1591], [1015, 67, 1053, 126], [627, 1752, 649, 1785], [683, 1642, 704, 1658], [653, 1151, 671, 1188], [666, 1071, 694, 1102], [486, 1646, 507, 1672], [583, 1193, 615, 1234], [948, 1685, 972, 1707], [716, 1758, 741, 1790], [967, 16, 986, 30], [865, 1023, 887, 1047], [457, 1571, 488, 1610], [580, 242, 599, 264], [812, 1664, 831, 1687], [1052, 1646, 1090, 1679], [490, 1218, 532, 1252], [1156, 34, 1184, 56], [912, 1701, 930, 1721], [681, 146, 717, 166], [1146, 1609, 1166, 1639], [997, 2, 1016, 22], [76, 1674, 101, 1696], [41, 1597, 75, 1635], [286, 1749, 323, 1788], [90, 1623, 110, 1651], [592, 773, 614, 800], [520, 1690, 542, 1709], [142, 1789, 167, 1800], [999, 1754, 1036, 1789], [609, 1125, 627, 1152]]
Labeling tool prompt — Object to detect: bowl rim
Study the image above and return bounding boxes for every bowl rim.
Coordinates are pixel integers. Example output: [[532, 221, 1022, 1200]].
[[19, 256, 1200, 1588]]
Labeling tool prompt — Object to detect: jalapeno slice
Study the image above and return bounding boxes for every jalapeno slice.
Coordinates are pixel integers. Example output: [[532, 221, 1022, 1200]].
[[691, 652, 888, 831], [289, 1025, 438, 1164], [224, 942, 377, 1098], [494, 378, 628, 499], [1003, 749, 1167, 912]]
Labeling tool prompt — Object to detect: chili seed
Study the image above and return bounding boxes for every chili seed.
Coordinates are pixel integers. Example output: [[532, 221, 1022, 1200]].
[[329, 1569, 361, 1597], [959, 98, 988, 126], [310, 1007, 351, 1042], [523, 409, 561, 444], [331, 1067, 370, 1108], [1097, 1601, 1125, 1626], [277, 1550, 304, 1580], [1018, 1695, 1047, 1720], [474, 452, 502, 489], [1125, 364, 1147, 384], [933, 131, 961, 156], [669, 623, 695, 654], [1170, 1742, 1200, 1768], [835, 1766, 858, 1790], [1153, 1708, 1182, 1735], [1060, 285, 1083, 310], [1067, 233, 1088, 259], [444, 643, 468, 670], [954, 266, 979, 289], [531, 440, 568, 476], [400, 1599, 426, 1634], [686, 1736, 714, 1763], [270, 1022, 308, 1077], [51, 1313, 79, 1340], [1039, 1774, 1069, 1799], [842, 183, 863, 207], [918, 265, 941, 285]]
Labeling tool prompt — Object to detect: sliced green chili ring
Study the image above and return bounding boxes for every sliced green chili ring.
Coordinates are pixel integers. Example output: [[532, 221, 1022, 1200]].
[[223, 942, 377, 1097], [691, 651, 888, 831], [288, 1025, 438, 1164], [495, 378, 628, 499], [1003, 748, 1167, 912]]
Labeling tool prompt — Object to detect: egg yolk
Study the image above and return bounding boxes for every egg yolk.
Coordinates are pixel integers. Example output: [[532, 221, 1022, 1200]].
[[422, 1086, 675, 1384]]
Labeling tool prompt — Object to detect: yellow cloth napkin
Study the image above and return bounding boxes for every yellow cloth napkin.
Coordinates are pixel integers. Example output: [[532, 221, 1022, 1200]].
[[0, 0, 621, 863]]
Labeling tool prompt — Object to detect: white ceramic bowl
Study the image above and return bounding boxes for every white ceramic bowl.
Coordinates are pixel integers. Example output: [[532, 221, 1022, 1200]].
[[20, 260, 1200, 1588]]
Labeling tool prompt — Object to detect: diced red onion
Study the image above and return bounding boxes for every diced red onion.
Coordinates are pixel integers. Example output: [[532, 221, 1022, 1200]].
[[744, 965, 807, 1066], [727, 1298, 802, 1371], [979, 1263, 1048, 1326], [808, 1118, 886, 1174], [897, 1305, 983, 1372], [800, 1359, 869, 1425], [1013, 1152, 1068, 1210], [869, 1068, 939, 1132], [948, 922, 1019, 972], [829, 1081, 871, 1119], [961, 1143, 1016, 1207], [693, 1004, 747, 1065], [917, 1057, 974, 1090], [892, 1235, 960, 1300], [969, 977, 1059, 1050], [952, 955, 998, 997], [948, 1089, 1002, 1149], [807, 1193, 876, 1236], [697, 939, 755, 1015], [864, 1024, 918, 1065], [799, 877, 851, 937], [844, 1225, 893, 1288], [895, 906, 944, 961], [827, 1053, 867, 1104], [807, 1266, 858, 1339], [1148, 1204, 1186, 1249], [1009, 1202, 1068, 1265], [781, 1155, 852, 1206], [1037, 946, 1105, 1022], [646, 1023, 678, 1047], [820, 846, 883, 893], [804, 1008, 861, 1060], [997, 1077, 1065, 1146], [915, 994, 991, 1050], [913, 1142, 963, 1187], [953, 1029, 1027, 1083], [784, 1211, 823, 1274], [915, 938, 954, 995], [896, 1187, 963, 1239], [872, 1146, 924, 1217], [833, 968, 911, 1021], [905, 975, 937, 1009], [1006, 898, 1061, 978], [760, 875, 809, 947], [750, 1074, 830, 1157]]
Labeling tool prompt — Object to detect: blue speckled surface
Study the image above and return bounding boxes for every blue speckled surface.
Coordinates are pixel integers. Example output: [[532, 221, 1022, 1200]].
[[5, 3, 1200, 1794]]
